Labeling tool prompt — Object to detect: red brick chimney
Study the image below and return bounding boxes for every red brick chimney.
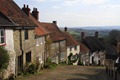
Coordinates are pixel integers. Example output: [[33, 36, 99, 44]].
[[32, 8, 39, 20], [22, 4, 30, 16], [81, 32, 85, 41], [53, 21, 57, 25], [95, 31, 99, 38]]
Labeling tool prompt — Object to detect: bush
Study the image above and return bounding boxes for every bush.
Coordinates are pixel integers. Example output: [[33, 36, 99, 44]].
[[24, 63, 37, 75], [0, 46, 9, 79], [68, 53, 79, 65], [60, 61, 67, 65], [77, 58, 83, 65], [68, 53, 73, 65], [0, 46, 9, 71], [44, 58, 57, 69]]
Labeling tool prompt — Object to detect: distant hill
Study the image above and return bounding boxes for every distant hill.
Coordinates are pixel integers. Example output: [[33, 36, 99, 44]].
[[60, 26, 120, 42], [72, 26, 120, 30]]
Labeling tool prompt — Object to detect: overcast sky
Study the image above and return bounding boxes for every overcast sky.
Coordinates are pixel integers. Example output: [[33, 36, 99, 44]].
[[14, 0, 120, 27]]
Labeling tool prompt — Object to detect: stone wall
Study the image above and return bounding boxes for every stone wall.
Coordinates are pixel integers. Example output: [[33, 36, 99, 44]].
[[35, 36, 45, 69], [13, 29, 36, 74], [80, 52, 90, 65], [60, 40, 67, 62], [50, 40, 67, 64]]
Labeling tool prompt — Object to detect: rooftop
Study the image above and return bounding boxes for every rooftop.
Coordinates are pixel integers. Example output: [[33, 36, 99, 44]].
[[82, 36, 105, 52], [0, 0, 36, 27], [29, 14, 50, 36], [63, 32, 79, 47], [41, 22, 65, 42], [80, 43, 90, 52]]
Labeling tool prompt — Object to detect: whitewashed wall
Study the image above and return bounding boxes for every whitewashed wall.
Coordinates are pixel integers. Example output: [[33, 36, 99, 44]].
[[67, 45, 80, 65], [4, 29, 16, 79], [5, 29, 15, 51], [67, 45, 80, 56]]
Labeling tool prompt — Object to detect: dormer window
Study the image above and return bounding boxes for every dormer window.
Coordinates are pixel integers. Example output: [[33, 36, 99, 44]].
[[0, 29, 5, 44]]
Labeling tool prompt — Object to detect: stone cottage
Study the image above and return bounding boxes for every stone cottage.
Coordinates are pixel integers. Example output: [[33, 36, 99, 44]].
[[81, 32, 105, 65], [105, 45, 119, 79], [0, 0, 37, 78], [80, 43, 90, 66], [22, 6, 51, 70], [62, 27, 80, 65], [41, 21, 67, 64]]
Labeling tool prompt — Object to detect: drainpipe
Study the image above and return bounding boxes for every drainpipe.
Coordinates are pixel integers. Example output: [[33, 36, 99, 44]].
[[19, 29, 24, 71]]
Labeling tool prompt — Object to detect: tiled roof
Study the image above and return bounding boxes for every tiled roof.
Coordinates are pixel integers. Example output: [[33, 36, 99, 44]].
[[29, 14, 50, 36], [80, 43, 90, 52], [105, 45, 118, 60], [0, 12, 15, 26], [63, 32, 79, 47], [82, 36, 105, 52], [0, 0, 36, 27], [41, 22, 65, 42]]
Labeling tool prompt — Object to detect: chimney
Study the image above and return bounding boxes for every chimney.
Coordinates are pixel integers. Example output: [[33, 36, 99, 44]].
[[32, 8, 39, 20], [22, 4, 30, 16], [95, 31, 99, 38], [81, 32, 85, 41], [64, 27, 68, 32], [53, 21, 57, 25]]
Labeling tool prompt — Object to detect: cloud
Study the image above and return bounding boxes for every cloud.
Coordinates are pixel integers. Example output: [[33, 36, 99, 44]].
[[64, 0, 108, 6], [82, 0, 108, 5], [64, 0, 82, 6], [35, 0, 45, 2], [50, 0, 60, 1], [99, 4, 120, 9], [52, 6, 61, 9]]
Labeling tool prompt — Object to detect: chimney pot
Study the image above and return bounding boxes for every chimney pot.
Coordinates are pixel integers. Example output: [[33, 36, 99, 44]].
[[24, 4, 26, 8], [64, 27, 68, 32], [27, 5, 29, 8], [32, 7, 39, 20], [33, 8, 35, 11], [95, 31, 99, 38], [81, 32, 85, 41], [53, 21, 57, 25], [22, 4, 30, 16]]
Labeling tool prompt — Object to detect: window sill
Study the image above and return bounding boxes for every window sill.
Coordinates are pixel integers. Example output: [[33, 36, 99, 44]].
[[24, 39, 29, 42], [0, 43, 6, 46], [36, 44, 39, 46]]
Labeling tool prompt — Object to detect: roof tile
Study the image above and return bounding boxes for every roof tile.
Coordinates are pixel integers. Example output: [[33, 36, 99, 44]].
[[63, 32, 79, 47], [41, 22, 65, 42], [0, 0, 36, 27]]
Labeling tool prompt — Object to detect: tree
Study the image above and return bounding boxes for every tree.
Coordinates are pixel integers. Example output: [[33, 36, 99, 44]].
[[108, 30, 120, 46], [0, 46, 9, 79]]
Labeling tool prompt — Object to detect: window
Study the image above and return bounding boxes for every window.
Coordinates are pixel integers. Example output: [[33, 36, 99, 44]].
[[0, 29, 5, 44], [26, 52, 31, 63], [24, 29, 28, 40], [74, 46, 77, 50]]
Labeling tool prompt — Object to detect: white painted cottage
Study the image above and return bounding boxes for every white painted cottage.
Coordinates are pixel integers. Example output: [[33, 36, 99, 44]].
[[63, 27, 80, 65]]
